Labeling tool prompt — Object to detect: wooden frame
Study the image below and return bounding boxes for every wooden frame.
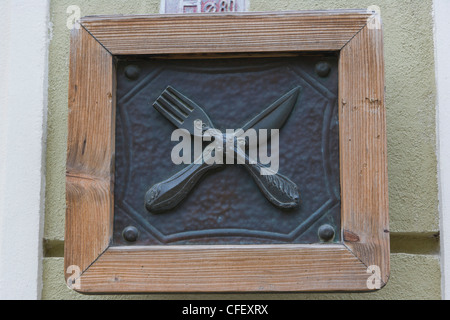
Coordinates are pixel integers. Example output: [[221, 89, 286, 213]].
[[65, 10, 389, 293]]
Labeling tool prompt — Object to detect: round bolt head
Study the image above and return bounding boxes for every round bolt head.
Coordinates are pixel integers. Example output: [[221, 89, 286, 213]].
[[315, 61, 331, 78], [124, 65, 141, 80], [318, 224, 335, 242], [122, 226, 139, 242]]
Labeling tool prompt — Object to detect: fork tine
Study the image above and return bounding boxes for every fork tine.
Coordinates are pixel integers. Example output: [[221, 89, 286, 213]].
[[153, 100, 184, 127], [157, 95, 188, 120], [165, 86, 196, 113], [163, 91, 192, 116]]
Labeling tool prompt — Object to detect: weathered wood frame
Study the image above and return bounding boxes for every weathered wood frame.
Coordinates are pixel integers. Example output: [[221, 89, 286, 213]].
[[65, 10, 389, 293]]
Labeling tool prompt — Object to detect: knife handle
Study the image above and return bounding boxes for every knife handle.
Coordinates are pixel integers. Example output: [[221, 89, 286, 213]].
[[145, 154, 222, 213], [235, 147, 300, 209]]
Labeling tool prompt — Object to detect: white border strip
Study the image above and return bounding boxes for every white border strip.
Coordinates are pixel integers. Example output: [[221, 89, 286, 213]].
[[0, 0, 50, 299], [434, 0, 450, 300]]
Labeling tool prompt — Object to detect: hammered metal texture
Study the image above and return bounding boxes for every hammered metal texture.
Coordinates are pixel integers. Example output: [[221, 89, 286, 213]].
[[113, 55, 340, 246]]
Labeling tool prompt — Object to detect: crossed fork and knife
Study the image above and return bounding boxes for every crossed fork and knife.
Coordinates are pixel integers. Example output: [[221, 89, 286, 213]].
[[145, 85, 302, 213]]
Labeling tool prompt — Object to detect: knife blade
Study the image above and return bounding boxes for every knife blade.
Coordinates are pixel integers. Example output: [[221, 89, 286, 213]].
[[241, 86, 301, 134]]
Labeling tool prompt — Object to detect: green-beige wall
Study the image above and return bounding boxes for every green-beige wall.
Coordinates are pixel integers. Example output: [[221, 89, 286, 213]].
[[42, 0, 441, 299]]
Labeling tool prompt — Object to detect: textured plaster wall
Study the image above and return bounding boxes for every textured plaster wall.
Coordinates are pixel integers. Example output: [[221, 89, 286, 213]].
[[42, 0, 441, 299]]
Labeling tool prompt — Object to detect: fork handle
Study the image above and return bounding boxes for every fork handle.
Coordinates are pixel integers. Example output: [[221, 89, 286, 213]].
[[145, 154, 222, 213], [234, 147, 300, 209]]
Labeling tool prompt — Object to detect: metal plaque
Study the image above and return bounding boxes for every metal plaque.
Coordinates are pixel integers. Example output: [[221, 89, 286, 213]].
[[160, 0, 249, 13], [113, 54, 340, 246]]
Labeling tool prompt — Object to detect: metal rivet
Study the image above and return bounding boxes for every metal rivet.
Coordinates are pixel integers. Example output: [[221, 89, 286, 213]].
[[315, 61, 331, 78], [124, 65, 141, 80], [122, 226, 139, 242], [318, 224, 335, 242]]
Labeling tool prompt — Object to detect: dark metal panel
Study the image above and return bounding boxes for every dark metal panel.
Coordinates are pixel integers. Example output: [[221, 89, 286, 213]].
[[113, 54, 340, 245]]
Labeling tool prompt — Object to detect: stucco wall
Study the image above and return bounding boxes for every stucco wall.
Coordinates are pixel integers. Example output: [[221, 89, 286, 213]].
[[42, 0, 441, 299]]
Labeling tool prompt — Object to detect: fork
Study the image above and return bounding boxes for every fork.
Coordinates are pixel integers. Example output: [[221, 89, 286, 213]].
[[146, 86, 222, 213]]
